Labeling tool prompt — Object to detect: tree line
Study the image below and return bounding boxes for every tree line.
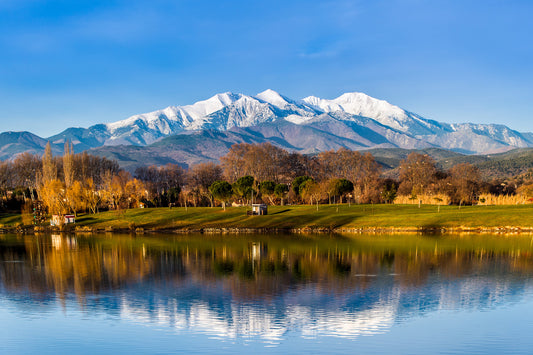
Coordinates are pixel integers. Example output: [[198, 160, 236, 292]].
[[1, 142, 533, 217]]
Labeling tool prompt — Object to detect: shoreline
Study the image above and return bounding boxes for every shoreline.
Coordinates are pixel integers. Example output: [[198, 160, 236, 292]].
[[2, 224, 533, 235], [3, 204, 533, 236]]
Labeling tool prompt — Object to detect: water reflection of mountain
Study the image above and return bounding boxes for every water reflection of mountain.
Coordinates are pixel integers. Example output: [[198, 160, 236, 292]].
[[1, 233, 532, 340]]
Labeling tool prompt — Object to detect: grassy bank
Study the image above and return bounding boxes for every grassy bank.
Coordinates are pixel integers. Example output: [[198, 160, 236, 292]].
[[3, 204, 533, 232]]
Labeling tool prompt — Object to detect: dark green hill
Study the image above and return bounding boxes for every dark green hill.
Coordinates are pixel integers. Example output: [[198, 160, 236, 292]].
[[367, 148, 533, 180], [474, 149, 533, 180]]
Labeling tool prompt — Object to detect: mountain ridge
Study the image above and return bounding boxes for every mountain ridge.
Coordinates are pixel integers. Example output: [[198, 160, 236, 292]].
[[1, 89, 533, 165]]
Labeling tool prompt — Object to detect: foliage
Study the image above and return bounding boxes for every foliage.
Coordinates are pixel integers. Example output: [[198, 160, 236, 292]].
[[232, 176, 255, 204], [259, 180, 277, 205], [135, 164, 185, 206], [299, 180, 321, 205], [517, 183, 533, 200], [477, 193, 528, 205], [39, 179, 68, 215], [63, 141, 74, 188], [292, 176, 313, 196], [209, 181, 233, 209], [221, 142, 290, 183], [188, 162, 222, 207], [329, 178, 353, 202], [447, 163, 481, 205], [259, 180, 276, 195], [381, 179, 397, 204], [394, 193, 450, 205], [5, 142, 533, 217], [274, 183, 289, 205], [398, 152, 437, 197], [42, 142, 56, 185]]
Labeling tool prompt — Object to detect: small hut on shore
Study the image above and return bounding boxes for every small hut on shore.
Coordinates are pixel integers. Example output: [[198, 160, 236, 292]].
[[248, 204, 268, 215], [50, 214, 75, 226]]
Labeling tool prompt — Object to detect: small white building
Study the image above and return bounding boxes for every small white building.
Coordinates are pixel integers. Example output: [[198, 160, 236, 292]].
[[51, 214, 75, 226], [251, 204, 268, 215]]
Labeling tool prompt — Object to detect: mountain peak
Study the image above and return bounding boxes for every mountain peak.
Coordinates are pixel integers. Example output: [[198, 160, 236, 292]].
[[333, 92, 405, 118], [255, 89, 289, 107], [188, 92, 242, 116], [212, 92, 242, 105], [257, 88, 280, 96], [334, 91, 372, 102]]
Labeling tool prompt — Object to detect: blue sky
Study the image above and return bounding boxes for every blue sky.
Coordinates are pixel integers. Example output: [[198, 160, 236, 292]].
[[0, 0, 532, 137]]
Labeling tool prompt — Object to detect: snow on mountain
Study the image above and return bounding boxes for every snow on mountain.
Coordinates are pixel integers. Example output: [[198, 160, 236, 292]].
[[333, 92, 407, 124], [179, 92, 243, 121], [424, 123, 532, 154], [105, 89, 444, 141], [284, 114, 310, 125], [255, 89, 319, 121], [453, 123, 530, 147], [105, 89, 319, 139], [12, 89, 533, 159], [192, 95, 281, 130], [256, 89, 291, 108], [106, 92, 242, 134], [303, 92, 407, 128], [101, 92, 246, 146], [302, 92, 449, 136]]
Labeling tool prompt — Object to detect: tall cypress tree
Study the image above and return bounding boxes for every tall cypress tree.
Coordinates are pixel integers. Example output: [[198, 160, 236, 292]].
[[63, 140, 74, 188], [42, 142, 56, 184]]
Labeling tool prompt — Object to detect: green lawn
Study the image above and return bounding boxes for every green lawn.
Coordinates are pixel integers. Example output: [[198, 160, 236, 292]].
[[0, 213, 22, 227], [2, 204, 533, 231], [0, 204, 524, 231]]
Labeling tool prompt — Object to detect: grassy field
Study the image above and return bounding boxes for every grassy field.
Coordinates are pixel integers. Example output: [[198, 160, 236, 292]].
[[0, 213, 23, 226], [3, 204, 533, 231]]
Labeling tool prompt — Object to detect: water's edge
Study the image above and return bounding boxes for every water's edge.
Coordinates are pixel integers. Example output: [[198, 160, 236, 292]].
[[2, 225, 533, 235]]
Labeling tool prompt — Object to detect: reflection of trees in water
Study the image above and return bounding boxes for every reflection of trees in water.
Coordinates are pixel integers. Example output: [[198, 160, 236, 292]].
[[0, 235, 159, 303], [0, 234, 532, 303], [2, 233, 533, 340]]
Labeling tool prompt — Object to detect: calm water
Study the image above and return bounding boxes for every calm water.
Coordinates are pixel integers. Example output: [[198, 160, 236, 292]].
[[1, 233, 533, 354]]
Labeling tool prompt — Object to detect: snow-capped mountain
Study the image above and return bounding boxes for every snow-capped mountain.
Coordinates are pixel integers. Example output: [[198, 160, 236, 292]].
[[77, 89, 531, 152], [302, 92, 450, 136], [3, 89, 533, 163], [103, 92, 244, 145], [97, 89, 321, 145]]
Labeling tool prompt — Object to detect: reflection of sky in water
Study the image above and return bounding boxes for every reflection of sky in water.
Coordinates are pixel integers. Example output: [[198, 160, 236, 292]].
[[112, 277, 531, 343], [2, 282, 533, 354], [119, 298, 397, 342], [1, 234, 533, 353]]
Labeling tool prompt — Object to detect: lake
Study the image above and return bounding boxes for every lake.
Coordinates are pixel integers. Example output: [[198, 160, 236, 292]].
[[1, 232, 533, 354]]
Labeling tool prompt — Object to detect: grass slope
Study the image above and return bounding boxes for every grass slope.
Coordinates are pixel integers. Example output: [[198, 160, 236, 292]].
[[2, 204, 530, 231]]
